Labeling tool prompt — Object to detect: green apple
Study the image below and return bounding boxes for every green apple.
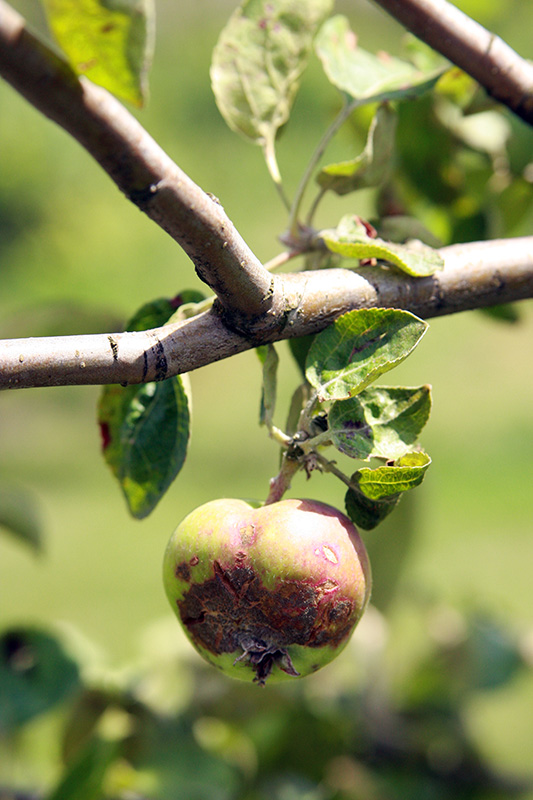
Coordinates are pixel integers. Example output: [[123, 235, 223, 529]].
[[163, 498, 371, 685]]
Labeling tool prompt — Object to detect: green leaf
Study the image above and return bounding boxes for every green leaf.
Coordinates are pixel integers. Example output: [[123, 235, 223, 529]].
[[315, 15, 445, 105], [317, 103, 397, 194], [321, 214, 444, 277], [98, 377, 190, 519], [357, 451, 431, 500], [328, 385, 431, 460], [285, 383, 308, 437], [46, 734, 120, 800], [479, 304, 521, 323], [288, 334, 315, 379], [42, 0, 155, 106], [345, 485, 400, 530], [211, 0, 333, 152], [305, 308, 428, 402], [257, 343, 279, 427], [0, 627, 81, 732], [345, 451, 431, 529], [0, 485, 43, 554], [98, 297, 191, 519], [126, 297, 177, 332]]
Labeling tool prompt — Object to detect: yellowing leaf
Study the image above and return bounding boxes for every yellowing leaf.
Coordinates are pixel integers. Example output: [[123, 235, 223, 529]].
[[42, 0, 154, 105], [211, 0, 333, 152]]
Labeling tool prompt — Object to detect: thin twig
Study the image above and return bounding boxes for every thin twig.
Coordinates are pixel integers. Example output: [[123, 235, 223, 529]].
[[371, 0, 533, 125]]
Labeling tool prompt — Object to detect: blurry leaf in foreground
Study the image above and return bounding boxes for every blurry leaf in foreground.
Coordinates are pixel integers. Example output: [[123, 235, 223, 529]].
[[0, 627, 81, 732], [0, 484, 43, 553], [42, 0, 155, 105], [306, 307, 428, 402], [315, 15, 445, 105]]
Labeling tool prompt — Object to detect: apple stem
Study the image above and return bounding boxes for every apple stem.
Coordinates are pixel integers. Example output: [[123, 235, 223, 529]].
[[265, 453, 302, 505]]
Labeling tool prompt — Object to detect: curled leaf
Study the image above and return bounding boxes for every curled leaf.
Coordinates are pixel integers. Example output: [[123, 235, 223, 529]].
[[317, 103, 397, 194], [321, 214, 444, 277], [345, 451, 431, 529]]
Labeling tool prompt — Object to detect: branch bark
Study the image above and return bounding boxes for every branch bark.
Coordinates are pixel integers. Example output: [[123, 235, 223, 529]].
[[2, 236, 532, 390], [371, 0, 533, 126], [1, 1, 533, 393], [0, 0, 274, 331]]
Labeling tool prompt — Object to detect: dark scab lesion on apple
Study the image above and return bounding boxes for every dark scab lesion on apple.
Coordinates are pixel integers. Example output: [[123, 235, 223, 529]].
[[177, 558, 356, 685], [175, 554, 201, 583], [175, 562, 191, 582]]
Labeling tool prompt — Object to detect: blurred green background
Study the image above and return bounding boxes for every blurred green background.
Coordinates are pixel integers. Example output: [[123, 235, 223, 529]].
[[1, 0, 533, 797]]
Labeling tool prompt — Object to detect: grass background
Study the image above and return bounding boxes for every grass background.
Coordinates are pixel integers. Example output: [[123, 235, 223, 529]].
[[1, 0, 533, 789]]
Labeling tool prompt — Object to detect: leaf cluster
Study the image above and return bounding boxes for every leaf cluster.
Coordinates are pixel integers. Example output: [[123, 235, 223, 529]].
[[261, 307, 432, 528]]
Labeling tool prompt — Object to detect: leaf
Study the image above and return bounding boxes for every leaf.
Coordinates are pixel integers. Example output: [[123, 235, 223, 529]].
[[321, 214, 444, 277], [357, 451, 431, 500], [305, 308, 427, 402], [126, 297, 177, 332], [328, 385, 431, 461], [345, 451, 431, 529], [46, 734, 121, 800], [285, 383, 308, 437], [42, 0, 155, 106], [479, 304, 521, 323], [288, 334, 315, 378], [0, 485, 43, 554], [98, 297, 191, 519], [345, 485, 400, 530], [0, 627, 81, 732], [317, 103, 397, 194], [99, 379, 190, 519], [257, 343, 279, 427], [315, 15, 445, 105], [211, 0, 333, 152]]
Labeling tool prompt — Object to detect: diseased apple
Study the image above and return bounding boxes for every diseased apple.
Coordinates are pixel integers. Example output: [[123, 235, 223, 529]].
[[163, 498, 371, 685]]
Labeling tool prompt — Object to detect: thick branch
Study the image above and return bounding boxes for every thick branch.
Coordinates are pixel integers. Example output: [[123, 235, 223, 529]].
[[371, 0, 533, 125], [1, 236, 532, 390], [0, 0, 273, 329]]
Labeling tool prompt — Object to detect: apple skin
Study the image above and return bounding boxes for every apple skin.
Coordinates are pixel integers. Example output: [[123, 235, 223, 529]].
[[163, 498, 371, 685]]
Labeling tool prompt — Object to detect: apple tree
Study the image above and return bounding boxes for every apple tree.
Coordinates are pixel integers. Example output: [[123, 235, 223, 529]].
[[1, 0, 533, 798]]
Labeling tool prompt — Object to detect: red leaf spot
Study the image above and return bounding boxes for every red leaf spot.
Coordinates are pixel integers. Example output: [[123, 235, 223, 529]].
[[99, 422, 111, 450]]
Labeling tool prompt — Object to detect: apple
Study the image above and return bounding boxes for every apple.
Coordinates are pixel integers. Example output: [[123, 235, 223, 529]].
[[163, 498, 371, 685]]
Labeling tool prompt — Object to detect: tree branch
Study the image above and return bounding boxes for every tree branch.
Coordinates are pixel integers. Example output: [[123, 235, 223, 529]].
[[1, 2, 533, 392], [371, 0, 533, 126], [2, 236, 532, 390], [0, 0, 274, 330]]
